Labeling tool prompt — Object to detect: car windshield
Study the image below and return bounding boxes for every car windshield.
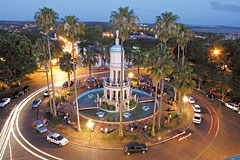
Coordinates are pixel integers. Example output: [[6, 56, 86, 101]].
[[33, 99, 38, 103], [194, 117, 200, 120], [195, 106, 200, 109], [0, 100, 5, 103], [57, 136, 64, 141]]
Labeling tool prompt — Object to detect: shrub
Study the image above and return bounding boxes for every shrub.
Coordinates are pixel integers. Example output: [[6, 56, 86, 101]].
[[129, 99, 137, 109], [101, 102, 108, 109], [108, 105, 115, 110]]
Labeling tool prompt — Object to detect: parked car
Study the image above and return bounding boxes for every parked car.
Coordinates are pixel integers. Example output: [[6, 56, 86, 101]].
[[85, 77, 96, 83], [32, 98, 42, 108], [0, 98, 11, 107], [124, 142, 148, 155], [33, 120, 47, 133], [13, 90, 24, 99], [164, 77, 171, 82], [22, 85, 31, 93], [192, 104, 201, 113], [236, 108, 240, 114], [193, 113, 201, 124], [188, 97, 195, 104], [225, 103, 239, 110], [47, 133, 68, 147], [206, 93, 216, 100], [62, 81, 74, 88], [43, 90, 53, 97]]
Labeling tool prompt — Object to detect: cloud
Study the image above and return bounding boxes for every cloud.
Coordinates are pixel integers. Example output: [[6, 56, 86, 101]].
[[211, 1, 240, 13]]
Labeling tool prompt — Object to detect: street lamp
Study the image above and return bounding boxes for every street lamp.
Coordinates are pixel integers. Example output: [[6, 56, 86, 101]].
[[56, 82, 61, 93], [128, 72, 134, 79], [214, 49, 219, 55], [86, 120, 94, 141]]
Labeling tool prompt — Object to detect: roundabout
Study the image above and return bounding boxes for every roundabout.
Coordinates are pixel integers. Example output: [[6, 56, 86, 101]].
[[77, 88, 157, 123]]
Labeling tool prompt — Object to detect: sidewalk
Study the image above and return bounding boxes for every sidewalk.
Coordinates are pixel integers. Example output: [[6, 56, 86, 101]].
[[37, 88, 193, 149]]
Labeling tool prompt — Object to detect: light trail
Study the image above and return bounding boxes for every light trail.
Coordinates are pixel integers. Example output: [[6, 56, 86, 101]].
[[0, 69, 138, 159], [193, 94, 220, 160]]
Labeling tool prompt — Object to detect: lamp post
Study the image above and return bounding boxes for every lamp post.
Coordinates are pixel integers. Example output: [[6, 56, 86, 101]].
[[87, 120, 94, 141]]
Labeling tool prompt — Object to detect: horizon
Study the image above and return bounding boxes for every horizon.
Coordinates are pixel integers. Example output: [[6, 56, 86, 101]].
[[1, 0, 240, 27]]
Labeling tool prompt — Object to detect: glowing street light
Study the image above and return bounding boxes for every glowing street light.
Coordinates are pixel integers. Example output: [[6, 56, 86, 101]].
[[128, 72, 134, 79], [56, 82, 61, 93], [183, 96, 189, 103], [86, 120, 94, 141], [214, 49, 219, 55]]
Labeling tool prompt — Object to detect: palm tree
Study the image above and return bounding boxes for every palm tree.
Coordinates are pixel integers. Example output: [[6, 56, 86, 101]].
[[59, 52, 74, 91], [147, 60, 161, 136], [155, 12, 179, 52], [177, 24, 193, 66], [110, 6, 138, 137], [172, 62, 196, 115], [35, 37, 53, 114], [80, 49, 98, 78], [57, 15, 85, 131], [156, 52, 174, 129], [35, 7, 59, 117]]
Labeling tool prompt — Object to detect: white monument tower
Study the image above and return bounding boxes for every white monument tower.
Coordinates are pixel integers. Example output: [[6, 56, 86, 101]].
[[101, 30, 132, 111]]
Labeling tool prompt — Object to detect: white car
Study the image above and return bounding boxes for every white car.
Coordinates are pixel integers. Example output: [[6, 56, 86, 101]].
[[0, 98, 11, 107], [188, 97, 195, 104], [47, 133, 68, 147], [192, 104, 201, 113], [193, 113, 201, 124], [225, 103, 239, 110], [43, 90, 53, 97]]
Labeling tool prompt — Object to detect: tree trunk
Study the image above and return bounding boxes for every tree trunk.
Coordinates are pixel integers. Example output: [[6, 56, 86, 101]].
[[137, 64, 140, 85], [89, 65, 91, 78], [177, 92, 182, 115], [198, 80, 201, 90], [44, 59, 53, 114], [119, 40, 124, 137], [182, 47, 185, 66], [158, 77, 164, 129], [151, 82, 158, 137], [72, 42, 81, 131], [164, 41, 167, 53], [174, 88, 177, 101], [68, 72, 71, 91], [177, 44, 180, 60], [47, 34, 57, 117]]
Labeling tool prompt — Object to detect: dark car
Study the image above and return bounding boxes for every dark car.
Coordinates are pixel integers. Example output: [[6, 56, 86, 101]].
[[124, 142, 148, 155], [13, 90, 24, 99], [22, 85, 31, 93], [62, 81, 74, 88], [207, 93, 216, 100]]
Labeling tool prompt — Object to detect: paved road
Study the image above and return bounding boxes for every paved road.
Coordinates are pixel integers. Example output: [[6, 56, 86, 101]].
[[1, 67, 240, 160]]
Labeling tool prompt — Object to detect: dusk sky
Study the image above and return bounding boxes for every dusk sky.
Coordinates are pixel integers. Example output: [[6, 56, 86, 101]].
[[1, 0, 240, 26]]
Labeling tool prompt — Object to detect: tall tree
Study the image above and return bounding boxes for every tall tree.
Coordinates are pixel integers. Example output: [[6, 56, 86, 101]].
[[57, 15, 85, 131], [59, 52, 74, 91], [172, 62, 196, 115], [155, 12, 179, 52], [80, 49, 98, 78], [0, 33, 37, 87], [110, 6, 138, 137], [34, 7, 59, 117], [35, 37, 53, 114]]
